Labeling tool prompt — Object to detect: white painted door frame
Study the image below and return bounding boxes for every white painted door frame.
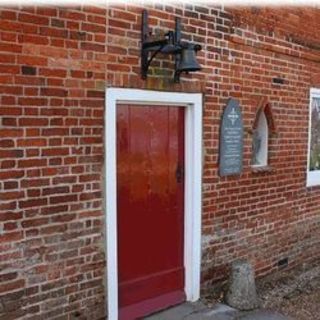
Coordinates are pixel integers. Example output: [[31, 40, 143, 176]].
[[105, 88, 202, 320]]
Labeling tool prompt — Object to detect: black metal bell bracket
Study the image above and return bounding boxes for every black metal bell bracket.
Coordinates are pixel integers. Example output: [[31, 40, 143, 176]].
[[141, 10, 202, 83]]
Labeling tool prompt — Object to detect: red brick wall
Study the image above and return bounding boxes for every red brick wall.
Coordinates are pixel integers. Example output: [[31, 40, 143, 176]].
[[0, 6, 107, 320], [1, 4, 320, 319], [106, 4, 320, 289]]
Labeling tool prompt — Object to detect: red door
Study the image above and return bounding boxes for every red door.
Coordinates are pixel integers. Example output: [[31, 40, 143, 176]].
[[117, 105, 185, 319]]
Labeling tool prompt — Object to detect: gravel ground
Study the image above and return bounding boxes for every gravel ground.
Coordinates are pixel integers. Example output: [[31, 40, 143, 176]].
[[258, 263, 320, 320], [203, 261, 320, 320]]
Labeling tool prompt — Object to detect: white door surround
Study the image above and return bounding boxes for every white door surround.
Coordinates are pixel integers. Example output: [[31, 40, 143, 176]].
[[105, 88, 203, 320]]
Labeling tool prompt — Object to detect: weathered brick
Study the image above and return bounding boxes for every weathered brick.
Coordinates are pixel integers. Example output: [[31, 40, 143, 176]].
[[0, 139, 14, 148], [80, 42, 105, 52], [81, 22, 106, 33], [0, 272, 18, 283], [49, 194, 77, 204], [0, 231, 23, 244], [0, 191, 24, 201], [18, 12, 49, 25], [3, 181, 19, 190], [19, 198, 48, 209], [19, 34, 49, 45], [0, 129, 22, 137], [22, 218, 49, 228], [19, 118, 49, 126], [0, 149, 23, 158], [17, 55, 48, 66], [18, 159, 47, 168], [41, 147, 69, 156]]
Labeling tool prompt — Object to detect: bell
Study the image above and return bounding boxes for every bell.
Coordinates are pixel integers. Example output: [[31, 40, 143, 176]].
[[176, 44, 201, 73]]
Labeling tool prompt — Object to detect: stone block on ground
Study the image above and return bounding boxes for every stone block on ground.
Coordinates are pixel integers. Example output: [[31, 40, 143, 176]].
[[226, 260, 260, 310]]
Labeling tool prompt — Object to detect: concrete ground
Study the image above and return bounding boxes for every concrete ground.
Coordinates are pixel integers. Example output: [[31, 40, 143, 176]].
[[145, 302, 292, 320]]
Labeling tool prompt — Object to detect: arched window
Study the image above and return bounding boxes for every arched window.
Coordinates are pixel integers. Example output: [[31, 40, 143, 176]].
[[252, 112, 268, 166], [251, 97, 276, 168]]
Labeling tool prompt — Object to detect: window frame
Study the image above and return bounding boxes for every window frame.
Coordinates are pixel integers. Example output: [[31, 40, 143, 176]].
[[307, 88, 320, 187]]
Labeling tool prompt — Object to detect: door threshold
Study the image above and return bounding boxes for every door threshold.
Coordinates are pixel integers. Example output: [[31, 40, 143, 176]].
[[119, 291, 185, 320]]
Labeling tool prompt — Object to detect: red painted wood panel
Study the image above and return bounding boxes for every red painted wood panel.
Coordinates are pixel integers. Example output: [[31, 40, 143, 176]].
[[117, 105, 185, 319]]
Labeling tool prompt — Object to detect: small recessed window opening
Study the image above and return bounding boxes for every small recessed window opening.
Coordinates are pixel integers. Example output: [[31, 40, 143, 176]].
[[251, 97, 276, 169], [252, 112, 268, 167]]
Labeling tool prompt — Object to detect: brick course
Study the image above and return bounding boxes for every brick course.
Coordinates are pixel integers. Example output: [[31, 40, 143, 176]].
[[0, 4, 320, 320]]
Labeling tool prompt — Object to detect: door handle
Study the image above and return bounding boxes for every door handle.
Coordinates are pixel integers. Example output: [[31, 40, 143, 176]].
[[175, 163, 184, 183]]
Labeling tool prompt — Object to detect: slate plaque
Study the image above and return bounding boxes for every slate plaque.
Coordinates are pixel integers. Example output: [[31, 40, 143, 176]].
[[219, 98, 243, 176]]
